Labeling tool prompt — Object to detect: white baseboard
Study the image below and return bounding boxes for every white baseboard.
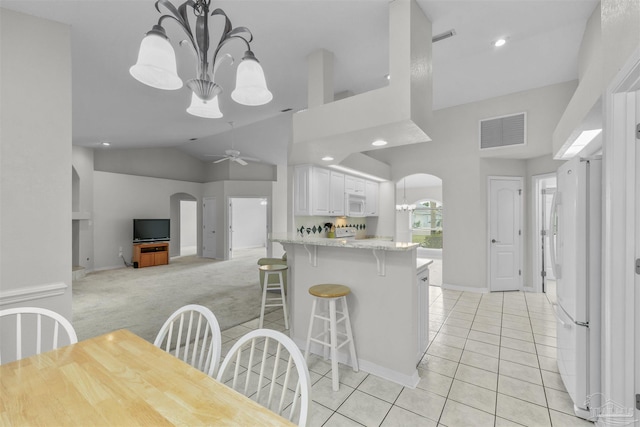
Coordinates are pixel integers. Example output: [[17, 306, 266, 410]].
[[92, 264, 128, 272], [441, 283, 489, 293], [0, 282, 67, 307], [292, 337, 420, 388]]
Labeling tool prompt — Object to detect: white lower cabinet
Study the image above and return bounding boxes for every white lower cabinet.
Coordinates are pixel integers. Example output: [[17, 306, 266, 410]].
[[417, 265, 430, 363]]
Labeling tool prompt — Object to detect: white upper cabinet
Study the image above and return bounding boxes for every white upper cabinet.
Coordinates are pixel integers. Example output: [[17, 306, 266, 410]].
[[312, 167, 331, 215], [329, 171, 345, 216], [294, 165, 312, 216], [365, 180, 379, 216], [312, 168, 344, 216], [345, 175, 365, 195], [295, 165, 373, 217]]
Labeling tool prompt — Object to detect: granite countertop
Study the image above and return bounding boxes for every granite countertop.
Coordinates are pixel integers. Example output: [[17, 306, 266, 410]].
[[417, 258, 434, 272], [270, 233, 419, 252]]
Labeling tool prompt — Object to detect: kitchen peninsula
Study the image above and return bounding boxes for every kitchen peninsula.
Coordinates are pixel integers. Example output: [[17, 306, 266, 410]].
[[270, 233, 432, 388]]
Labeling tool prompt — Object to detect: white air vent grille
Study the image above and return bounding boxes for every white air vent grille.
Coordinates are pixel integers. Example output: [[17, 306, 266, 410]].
[[480, 112, 526, 149]]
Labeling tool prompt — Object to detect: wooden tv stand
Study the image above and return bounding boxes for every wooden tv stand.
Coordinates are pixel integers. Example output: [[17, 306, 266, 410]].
[[133, 242, 169, 268]]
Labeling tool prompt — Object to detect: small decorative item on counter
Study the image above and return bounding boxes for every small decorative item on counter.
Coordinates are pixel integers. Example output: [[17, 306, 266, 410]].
[[325, 222, 335, 238]]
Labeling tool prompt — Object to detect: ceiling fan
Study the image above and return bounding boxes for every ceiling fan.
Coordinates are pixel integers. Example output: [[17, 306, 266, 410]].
[[205, 121, 260, 166], [207, 149, 260, 166]]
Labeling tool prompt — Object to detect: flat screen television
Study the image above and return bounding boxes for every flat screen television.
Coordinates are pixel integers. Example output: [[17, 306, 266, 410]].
[[133, 219, 170, 243]]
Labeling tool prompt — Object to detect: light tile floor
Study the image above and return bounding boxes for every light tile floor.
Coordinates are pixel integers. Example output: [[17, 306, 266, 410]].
[[220, 287, 594, 427]]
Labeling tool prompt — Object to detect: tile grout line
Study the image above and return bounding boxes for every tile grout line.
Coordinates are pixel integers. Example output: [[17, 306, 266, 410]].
[[435, 291, 475, 426], [494, 291, 505, 427], [525, 292, 555, 427]]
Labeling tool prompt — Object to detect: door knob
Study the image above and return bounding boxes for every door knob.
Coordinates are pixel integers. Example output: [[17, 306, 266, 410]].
[[491, 239, 497, 243]]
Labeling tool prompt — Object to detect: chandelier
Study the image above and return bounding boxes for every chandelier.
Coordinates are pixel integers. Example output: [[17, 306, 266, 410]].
[[129, 0, 273, 118], [396, 178, 416, 212]]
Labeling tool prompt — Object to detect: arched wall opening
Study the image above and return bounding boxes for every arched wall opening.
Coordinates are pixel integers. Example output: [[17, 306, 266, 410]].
[[395, 173, 443, 286], [169, 193, 198, 258]]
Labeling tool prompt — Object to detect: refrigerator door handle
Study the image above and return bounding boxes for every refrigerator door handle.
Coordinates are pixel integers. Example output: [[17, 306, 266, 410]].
[[549, 191, 561, 279], [551, 303, 572, 329]]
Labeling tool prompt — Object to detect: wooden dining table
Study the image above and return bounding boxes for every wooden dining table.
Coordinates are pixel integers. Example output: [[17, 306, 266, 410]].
[[0, 329, 296, 426]]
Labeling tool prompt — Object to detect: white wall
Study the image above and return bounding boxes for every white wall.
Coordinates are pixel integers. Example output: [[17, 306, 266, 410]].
[[231, 198, 267, 250], [93, 172, 202, 269], [94, 147, 207, 182], [0, 9, 73, 320], [180, 201, 197, 249], [369, 81, 576, 290]]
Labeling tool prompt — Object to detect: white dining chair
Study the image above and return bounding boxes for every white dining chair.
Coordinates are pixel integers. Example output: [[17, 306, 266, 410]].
[[0, 307, 78, 365], [154, 304, 222, 377], [217, 329, 311, 427]]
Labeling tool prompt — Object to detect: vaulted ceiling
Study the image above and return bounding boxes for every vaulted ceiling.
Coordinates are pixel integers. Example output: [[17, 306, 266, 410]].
[[2, 0, 598, 165]]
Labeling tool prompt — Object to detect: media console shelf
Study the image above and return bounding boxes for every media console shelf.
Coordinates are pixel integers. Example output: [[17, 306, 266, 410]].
[[133, 242, 169, 268]]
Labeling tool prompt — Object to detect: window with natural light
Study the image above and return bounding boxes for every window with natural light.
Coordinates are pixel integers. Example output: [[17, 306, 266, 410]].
[[411, 200, 442, 249]]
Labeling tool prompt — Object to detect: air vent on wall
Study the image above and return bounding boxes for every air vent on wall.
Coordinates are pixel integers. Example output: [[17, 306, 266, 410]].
[[479, 112, 526, 150]]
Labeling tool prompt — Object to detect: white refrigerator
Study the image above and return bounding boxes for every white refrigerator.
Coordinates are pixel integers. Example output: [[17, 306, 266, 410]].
[[551, 156, 601, 419]]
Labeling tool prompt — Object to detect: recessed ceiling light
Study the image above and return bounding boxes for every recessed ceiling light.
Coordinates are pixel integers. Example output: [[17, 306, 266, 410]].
[[100, 141, 111, 146], [372, 139, 388, 147], [322, 156, 334, 161], [494, 38, 506, 47], [385, 74, 391, 80]]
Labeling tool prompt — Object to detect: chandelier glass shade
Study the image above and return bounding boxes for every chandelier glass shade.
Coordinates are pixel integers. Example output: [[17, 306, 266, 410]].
[[187, 92, 223, 118], [231, 51, 273, 106], [129, 0, 272, 118]]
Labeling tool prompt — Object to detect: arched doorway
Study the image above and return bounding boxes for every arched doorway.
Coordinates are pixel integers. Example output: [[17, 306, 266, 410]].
[[169, 193, 198, 258], [396, 173, 443, 286]]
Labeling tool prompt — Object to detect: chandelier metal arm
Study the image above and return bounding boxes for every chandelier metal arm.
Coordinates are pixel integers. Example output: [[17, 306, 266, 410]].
[[131, 0, 273, 116], [153, 0, 254, 82]]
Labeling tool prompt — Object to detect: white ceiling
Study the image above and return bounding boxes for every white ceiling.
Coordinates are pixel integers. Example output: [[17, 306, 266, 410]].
[[2, 0, 598, 164]]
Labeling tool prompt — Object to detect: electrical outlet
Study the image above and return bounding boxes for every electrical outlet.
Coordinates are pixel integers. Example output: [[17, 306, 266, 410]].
[[118, 246, 123, 257]]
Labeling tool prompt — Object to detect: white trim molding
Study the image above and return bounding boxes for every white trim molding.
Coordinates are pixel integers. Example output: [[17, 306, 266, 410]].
[[441, 283, 489, 293], [601, 46, 640, 423], [0, 282, 68, 307]]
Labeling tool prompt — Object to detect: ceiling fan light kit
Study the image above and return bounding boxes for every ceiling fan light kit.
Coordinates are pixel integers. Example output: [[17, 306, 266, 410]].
[[130, 0, 273, 118]]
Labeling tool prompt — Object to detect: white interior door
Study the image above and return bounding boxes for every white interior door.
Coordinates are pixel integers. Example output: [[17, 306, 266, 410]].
[[543, 187, 556, 282], [202, 197, 216, 258], [489, 177, 523, 292]]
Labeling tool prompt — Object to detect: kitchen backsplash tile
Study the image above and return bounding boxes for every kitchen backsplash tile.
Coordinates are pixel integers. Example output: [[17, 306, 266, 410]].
[[295, 216, 367, 238]]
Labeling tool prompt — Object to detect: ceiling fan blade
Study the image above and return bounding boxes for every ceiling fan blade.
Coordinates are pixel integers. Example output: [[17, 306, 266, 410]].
[[235, 158, 248, 166], [213, 157, 230, 164], [241, 156, 261, 162], [204, 154, 225, 157]]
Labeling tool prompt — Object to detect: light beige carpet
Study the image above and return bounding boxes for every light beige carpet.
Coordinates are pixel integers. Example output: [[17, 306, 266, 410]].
[[72, 248, 269, 343]]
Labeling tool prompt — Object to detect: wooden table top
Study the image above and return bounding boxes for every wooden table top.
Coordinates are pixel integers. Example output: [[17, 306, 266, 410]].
[[0, 329, 296, 426]]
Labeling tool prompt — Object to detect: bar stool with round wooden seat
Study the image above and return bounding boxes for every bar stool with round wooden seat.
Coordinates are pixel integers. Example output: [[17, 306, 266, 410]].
[[304, 284, 358, 391], [258, 264, 289, 329]]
